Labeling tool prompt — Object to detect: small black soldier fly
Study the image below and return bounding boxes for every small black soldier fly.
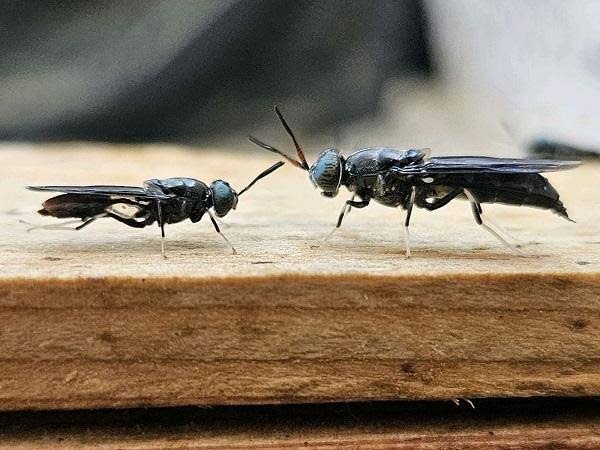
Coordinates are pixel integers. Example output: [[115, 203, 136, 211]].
[[27, 161, 284, 257], [249, 107, 580, 257]]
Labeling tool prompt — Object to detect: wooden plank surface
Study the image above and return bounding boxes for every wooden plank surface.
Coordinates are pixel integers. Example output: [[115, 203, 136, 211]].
[[2, 145, 598, 278], [0, 145, 599, 410]]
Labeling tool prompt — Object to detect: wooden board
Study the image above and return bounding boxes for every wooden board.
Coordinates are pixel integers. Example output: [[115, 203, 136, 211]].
[[0, 145, 599, 410]]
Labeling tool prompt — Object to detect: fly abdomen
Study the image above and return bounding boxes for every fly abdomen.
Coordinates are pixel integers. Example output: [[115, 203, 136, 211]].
[[452, 173, 571, 220], [39, 194, 115, 218], [38, 193, 153, 224]]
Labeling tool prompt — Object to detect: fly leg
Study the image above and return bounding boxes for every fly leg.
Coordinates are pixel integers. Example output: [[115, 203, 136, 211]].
[[463, 189, 522, 254], [403, 186, 416, 258], [207, 210, 237, 255], [214, 217, 231, 229], [476, 204, 523, 248], [75, 215, 105, 230], [106, 213, 164, 256], [108, 215, 153, 228], [22, 218, 82, 232], [324, 202, 350, 242], [22, 214, 107, 232], [478, 213, 521, 244], [324, 197, 369, 242], [418, 188, 462, 211], [160, 223, 166, 258], [156, 201, 167, 258], [343, 194, 355, 218]]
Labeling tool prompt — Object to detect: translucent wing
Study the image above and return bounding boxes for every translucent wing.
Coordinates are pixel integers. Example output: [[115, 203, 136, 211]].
[[27, 185, 172, 200], [397, 156, 580, 174]]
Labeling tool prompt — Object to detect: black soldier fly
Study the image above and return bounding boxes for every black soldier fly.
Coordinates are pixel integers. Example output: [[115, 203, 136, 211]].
[[249, 107, 580, 257], [27, 161, 284, 257]]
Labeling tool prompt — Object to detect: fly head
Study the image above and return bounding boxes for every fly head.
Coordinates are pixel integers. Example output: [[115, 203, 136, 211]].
[[210, 180, 238, 218], [248, 106, 345, 198], [210, 161, 285, 218]]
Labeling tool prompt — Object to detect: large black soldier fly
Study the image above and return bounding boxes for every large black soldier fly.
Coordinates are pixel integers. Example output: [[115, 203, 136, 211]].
[[249, 107, 580, 257], [27, 162, 284, 257]]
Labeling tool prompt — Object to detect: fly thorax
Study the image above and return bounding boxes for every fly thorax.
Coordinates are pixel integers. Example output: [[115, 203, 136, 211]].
[[373, 174, 387, 197], [371, 172, 410, 206]]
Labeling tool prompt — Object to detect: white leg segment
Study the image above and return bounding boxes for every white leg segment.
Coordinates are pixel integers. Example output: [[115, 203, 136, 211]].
[[21, 214, 107, 232], [404, 225, 411, 258], [463, 189, 523, 255], [207, 210, 237, 255]]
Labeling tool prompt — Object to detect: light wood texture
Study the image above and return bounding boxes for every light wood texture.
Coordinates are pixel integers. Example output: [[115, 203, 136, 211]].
[[9, 426, 600, 450], [0, 145, 599, 410], [2, 145, 599, 278]]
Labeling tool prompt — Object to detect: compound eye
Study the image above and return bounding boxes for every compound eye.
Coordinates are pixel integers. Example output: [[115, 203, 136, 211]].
[[211, 180, 235, 217], [309, 148, 342, 195]]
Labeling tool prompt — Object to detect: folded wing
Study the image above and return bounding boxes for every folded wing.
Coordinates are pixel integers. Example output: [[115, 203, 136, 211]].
[[397, 157, 580, 175], [28, 185, 173, 220], [27, 185, 172, 200]]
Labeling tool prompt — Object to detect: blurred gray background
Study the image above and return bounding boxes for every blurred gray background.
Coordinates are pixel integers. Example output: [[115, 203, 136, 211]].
[[0, 0, 430, 142], [1, 0, 600, 155]]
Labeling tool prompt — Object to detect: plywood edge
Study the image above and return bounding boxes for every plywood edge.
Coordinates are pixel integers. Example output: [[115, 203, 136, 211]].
[[1, 271, 598, 294], [1, 272, 598, 312], [0, 272, 598, 410]]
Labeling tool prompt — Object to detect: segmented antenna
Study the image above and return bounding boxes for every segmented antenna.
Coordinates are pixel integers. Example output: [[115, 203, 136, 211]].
[[247, 136, 307, 170], [247, 106, 310, 171], [274, 106, 309, 170], [238, 161, 285, 196]]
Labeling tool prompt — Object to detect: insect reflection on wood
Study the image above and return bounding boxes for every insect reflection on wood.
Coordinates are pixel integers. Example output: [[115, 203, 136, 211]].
[[249, 107, 580, 257], [27, 162, 284, 257]]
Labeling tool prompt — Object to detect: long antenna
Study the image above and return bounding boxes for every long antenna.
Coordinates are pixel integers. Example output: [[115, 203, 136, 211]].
[[274, 106, 310, 170], [238, 161, 285, 196], [247, 136, 307, 170]]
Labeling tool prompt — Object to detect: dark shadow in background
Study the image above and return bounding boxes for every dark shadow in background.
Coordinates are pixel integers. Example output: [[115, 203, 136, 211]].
[[0, 0, 432, 142]]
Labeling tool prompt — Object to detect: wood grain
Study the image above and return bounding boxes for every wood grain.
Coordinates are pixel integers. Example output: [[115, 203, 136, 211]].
[[2, 145, 599, 278], [9, 426, 600, 450], [0, 145, 598, 410]]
